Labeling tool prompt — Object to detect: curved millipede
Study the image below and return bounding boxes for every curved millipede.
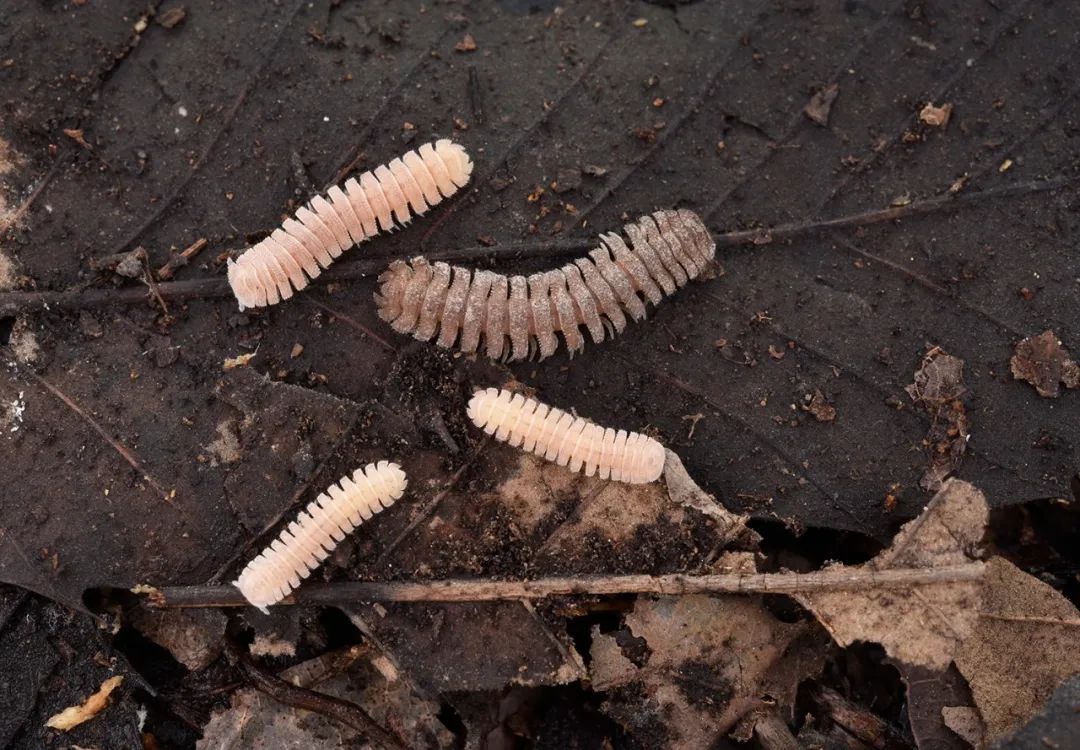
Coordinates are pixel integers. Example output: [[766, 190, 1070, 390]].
[[467, 387, 666, 484], [375, 209, 715, 361], [234, 461, 407, 611], [227, 139, 473, 310]]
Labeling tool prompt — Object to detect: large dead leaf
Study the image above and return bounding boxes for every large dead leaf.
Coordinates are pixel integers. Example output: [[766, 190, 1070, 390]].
[[954, 557, 1080, 742], [344, 445, 738, 694], [590, 595, 822, 747], [798, 479, 987, 670]]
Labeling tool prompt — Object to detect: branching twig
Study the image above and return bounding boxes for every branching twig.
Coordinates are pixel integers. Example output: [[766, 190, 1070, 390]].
[[0, 174, 1071, 317], [225, 640, 405, 750], [148, 562, 985, 608]]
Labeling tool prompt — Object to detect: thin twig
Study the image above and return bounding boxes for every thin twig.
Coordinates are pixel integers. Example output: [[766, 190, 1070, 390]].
[[156, 238, 208, 281], [12, 363, 173, 502], [305, 296, 396, 352], [0, 153, 67, 237], [225, 640, 405, 749], [149, 562, 985, 608], [0, 174, 1071, 317]]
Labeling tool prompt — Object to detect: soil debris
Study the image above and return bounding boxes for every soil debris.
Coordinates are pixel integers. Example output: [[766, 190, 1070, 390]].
[[804, 82, 839, 126], [156, 6, 187, 29], [920, 102, 954, 128], [802, 389, 836, 422], [454, 33, 477, 53], [906, 347, 969, 491], [1010, 329, 1080, 398]]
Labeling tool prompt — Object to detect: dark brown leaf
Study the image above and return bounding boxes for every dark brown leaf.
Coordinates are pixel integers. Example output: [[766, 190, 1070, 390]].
[[1010, 330, 1080, 398]]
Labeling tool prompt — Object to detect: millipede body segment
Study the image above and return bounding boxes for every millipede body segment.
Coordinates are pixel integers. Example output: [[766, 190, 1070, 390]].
[[375, 209, 715, 361], [234, 461, 407, 611], [227, 140, 473, 310], [467, 387, 666, 484]]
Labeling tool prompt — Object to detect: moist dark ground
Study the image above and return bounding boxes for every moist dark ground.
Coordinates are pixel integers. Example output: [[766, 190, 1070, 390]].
[[0, 0, 1077, 748]]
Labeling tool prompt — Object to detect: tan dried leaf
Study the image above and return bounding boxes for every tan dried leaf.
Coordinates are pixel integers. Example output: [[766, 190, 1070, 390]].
[[662, 449, 755, 548], [798, 479, 987, 669], [941, 705, 985, 749], [592, 595, 815, 747], [955, 557, 1080, 741], [45, 675, 124, 731]]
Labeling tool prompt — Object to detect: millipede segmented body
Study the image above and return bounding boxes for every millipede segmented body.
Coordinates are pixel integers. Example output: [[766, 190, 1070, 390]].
[[234, 461, 407, 611], [467, 387, 666, 484], [375, 209, 715, 361], [227, 140, 473, 310]]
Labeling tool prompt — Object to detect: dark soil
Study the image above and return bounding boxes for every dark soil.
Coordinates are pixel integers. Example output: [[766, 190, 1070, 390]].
[[1, 0, 1077, 747]]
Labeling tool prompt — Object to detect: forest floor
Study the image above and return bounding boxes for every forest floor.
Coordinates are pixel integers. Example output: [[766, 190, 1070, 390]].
[[0, 1, 1078, 748]]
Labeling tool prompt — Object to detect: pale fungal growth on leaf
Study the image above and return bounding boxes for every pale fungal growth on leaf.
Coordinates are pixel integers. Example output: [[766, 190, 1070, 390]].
[[227, 139, 473, 310], [467, 387, 667, 484], [375, 209, 715, 361], [234, 461, 407, 611]]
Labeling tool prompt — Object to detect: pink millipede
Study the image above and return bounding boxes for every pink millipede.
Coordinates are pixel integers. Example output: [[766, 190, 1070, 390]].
[[234, 461, 407, 611], [467, 387, 667, 484], [375, 209, 715, 361], [227, 139, 473, 310]]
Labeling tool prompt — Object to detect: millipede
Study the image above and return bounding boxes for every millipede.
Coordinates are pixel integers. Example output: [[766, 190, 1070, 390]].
[[375, 209, 715, 361], [227, 139, 473, 310], [467, 387, 667, 484], [234, 461, 407, 611]]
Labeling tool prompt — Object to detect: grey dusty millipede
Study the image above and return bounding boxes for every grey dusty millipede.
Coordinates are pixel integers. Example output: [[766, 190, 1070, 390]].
[[227, 140, 473, 310], [374, 208, 716, 361], [467, 387, 667, 484]]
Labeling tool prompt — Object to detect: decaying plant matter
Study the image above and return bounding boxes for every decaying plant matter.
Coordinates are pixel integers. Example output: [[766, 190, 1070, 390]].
[[375, 209, 716, 360], [227, 140, 472, 310]]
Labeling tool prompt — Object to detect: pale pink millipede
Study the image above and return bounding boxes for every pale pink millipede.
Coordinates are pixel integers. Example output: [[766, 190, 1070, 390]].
[[227, 140, 473, 310], [375, 209, 715, 361], [234, 461, 407, 611], [467, 387, 667, 484]]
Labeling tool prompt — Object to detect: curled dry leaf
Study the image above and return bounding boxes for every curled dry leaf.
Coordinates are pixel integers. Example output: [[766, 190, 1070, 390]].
[[797, 479, 987, 670], [906, 348, 969, 491], [662, 449, 756, 549], [45, 675, 124, 731], [1009, 329, 1080, 398], [954, 557, 1080, 741]]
